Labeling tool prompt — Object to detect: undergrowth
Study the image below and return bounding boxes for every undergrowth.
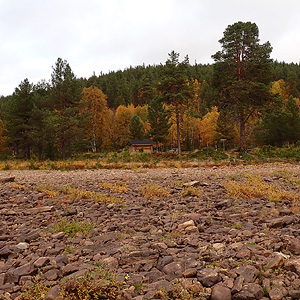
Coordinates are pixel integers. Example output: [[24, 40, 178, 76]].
[[52, 218, 94, 237], [140, 183, 170, 200], [21, 266, 124, 300], [224, 173, 299, 202], [59, 186, 123, 204]]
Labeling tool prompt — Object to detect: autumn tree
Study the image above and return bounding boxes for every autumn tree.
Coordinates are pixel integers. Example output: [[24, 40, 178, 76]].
[[199, 106, 220, 147], [212, 21, 273, 151], [111, 105, 135, 148], [158, 51, 192, 155], [81, 86, 109, 152]]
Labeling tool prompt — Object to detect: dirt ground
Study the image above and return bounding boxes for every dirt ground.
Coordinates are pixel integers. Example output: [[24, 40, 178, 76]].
[[0, 163, 300, 299]]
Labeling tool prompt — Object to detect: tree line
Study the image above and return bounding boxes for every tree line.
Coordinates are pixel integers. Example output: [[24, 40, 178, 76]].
[[1, 21, 300, 159]]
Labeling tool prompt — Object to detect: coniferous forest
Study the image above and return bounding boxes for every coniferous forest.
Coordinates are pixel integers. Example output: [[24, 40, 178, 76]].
[[1, 21, 300, 160]]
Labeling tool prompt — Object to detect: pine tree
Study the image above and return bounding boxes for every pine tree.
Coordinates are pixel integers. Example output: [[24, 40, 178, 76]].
[[158, 51, 192, 155], [50, 58, 83, 159], [147, 97, 171, 147], [129, 114, 145, 140], [3, 79, 34, 159], [212, 22, 273, 151]]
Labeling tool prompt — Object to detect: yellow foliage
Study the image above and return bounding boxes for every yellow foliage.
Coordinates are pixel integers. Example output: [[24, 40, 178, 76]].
[[271, 79, 289, 99], [199, 106, 220, 147], [224, 174, 299, 202], [112, 105, 135, 147], [140, 184, 170, 200], [81, 86, 111, 151], [101, 181, 128, 193]]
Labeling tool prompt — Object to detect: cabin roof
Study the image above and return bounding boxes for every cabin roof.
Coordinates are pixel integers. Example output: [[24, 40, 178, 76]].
[[128, 140, 155, 146]]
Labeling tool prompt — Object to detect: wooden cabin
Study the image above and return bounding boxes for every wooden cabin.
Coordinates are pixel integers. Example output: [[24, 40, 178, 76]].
[[128, 140, 155, 153]]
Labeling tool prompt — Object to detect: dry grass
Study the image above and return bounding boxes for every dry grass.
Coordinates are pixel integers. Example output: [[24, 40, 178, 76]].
[[60, 186, 123, 204], [100, 181, 128, 193], [139, 183, 170, 200], [181, 186, 203, 197], [224, 173, 299, 202]]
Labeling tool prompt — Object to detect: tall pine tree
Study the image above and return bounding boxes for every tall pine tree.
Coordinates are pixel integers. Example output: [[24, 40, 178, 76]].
[[212, 22, 273, 151], [158, 51, 192, 155]]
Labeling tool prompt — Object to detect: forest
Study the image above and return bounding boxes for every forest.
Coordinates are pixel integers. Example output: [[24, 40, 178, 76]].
[[1, 21, 300, 160]]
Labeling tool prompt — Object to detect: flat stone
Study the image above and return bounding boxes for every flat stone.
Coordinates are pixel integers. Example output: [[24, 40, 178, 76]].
[[152, 279, 174, 293], [34, 257, 50, 268], [183, 268, 197, 278], [43, 269, 58, 281], [13, 263, 36, 277], [15, 242, 29, 250], [45, 285, 60, 300], [232, 276, 244, 294], [183, 181, 200, 187], [52, 232, 65, 239], [269, 285, 284, 300], [211, 285, 232, 300], [266, 253, 285, 269], [178, 220, 196, 231], [232, 283, 264, 300], [289, 290, 300, 298], [235, 265, 259, 283], [162, 262, 183, 279], [284, 258, 300, 276], [266, 216, 294, 228], [197, 268, 221, 287], [101, 256, 119, 270], [0, 246, 12, 258]]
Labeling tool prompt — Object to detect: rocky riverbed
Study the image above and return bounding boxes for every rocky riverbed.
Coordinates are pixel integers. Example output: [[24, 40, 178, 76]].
[[0, 164, 300, 299]]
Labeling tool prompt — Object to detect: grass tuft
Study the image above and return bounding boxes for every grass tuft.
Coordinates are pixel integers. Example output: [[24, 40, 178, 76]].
[[139, 183, 170, 200]]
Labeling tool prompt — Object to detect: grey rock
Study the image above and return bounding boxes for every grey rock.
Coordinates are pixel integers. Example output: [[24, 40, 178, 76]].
[[43, 269, 58, 281], [101, 256, 119, 270], [284, 258, 300, 276], [289, 290, 300, 299], [232, 283, 264, 300], [15, 242, 29, 250], [269, 285, 285, 300], [45, 285, 60, 300], [211, 285, 232, 300], [162, 262, 183, 279], [232, 276, 244, 294], [235, 265, 259, 283], [197, 268, 221, 287]]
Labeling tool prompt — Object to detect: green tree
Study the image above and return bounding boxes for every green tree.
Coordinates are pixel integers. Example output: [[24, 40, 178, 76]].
[[129, 114, 144, 140], [147, 97, 171, 147], [158, 51, 192, 155], [3, 79, 34, 159], [212, 21, 273, 151], [285, 96, 300, 143], [50, 58, 84, 159], [30, 81, 55, 160], [256, 95, 300, 146]]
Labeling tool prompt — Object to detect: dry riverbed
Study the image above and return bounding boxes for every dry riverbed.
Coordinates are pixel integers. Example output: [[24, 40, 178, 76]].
[[0, 163, 300, 299]]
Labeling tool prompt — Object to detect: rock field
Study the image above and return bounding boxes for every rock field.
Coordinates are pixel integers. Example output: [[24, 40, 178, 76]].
[[0, 164, 300, 299]]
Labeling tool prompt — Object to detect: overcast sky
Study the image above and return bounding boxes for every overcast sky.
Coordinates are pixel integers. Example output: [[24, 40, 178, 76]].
[[1, 0, 300, 96]]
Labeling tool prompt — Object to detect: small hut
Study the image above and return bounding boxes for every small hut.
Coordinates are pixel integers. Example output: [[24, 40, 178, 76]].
[[128, 140, 155, 153]]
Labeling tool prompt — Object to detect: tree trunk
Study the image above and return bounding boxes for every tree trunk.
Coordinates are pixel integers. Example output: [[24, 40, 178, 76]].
[[239, 113, 247, 151], [61, 139, 66, 160], [176, 110, 182, 155]]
